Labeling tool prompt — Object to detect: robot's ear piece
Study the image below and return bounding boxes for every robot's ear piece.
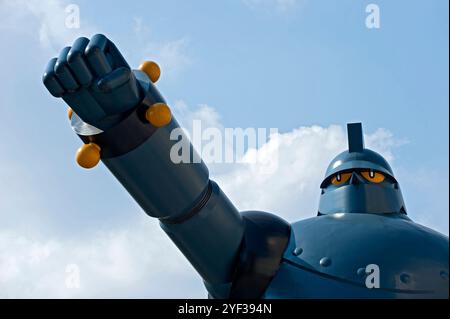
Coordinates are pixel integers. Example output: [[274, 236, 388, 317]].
[[347, 123, 364, 153]]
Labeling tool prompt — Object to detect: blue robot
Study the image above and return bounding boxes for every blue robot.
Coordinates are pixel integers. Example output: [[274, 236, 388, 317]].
[[43, 35, 449, 299]]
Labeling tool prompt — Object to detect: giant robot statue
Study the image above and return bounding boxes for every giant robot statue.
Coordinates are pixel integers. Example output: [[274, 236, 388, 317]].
[[43, 34, 449, 298]]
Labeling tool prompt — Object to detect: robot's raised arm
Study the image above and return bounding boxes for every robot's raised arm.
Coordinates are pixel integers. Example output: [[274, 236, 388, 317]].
[[43, 35, 290, 298], [42, 34, 244, 297]]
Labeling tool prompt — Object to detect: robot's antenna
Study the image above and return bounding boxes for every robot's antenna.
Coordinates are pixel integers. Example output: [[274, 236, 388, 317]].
[[347, 123, 364, 152]]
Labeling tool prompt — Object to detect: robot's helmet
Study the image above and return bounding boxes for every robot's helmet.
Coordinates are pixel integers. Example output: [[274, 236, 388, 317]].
[[318, 123, 407, 215]]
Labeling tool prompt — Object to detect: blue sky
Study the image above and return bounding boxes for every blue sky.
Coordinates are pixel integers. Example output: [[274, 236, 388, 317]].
[[0, 0, 448, 298]]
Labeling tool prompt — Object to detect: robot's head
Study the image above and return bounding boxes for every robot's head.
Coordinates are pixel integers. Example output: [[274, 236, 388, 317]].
[[318, 123, 407, 215]]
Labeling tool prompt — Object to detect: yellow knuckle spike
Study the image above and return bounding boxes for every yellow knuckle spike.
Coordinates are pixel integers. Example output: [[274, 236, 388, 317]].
[[139, 61, 161, 83], [68, 107, 73, 120], [76, 143, 101, 169], [146, 103, 172, 127]]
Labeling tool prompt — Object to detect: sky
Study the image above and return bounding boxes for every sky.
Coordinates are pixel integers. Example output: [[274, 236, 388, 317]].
[[0, 0, 448, 298]]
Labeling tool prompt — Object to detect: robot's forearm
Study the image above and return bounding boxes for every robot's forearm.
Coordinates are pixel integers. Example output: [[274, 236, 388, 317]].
[[73, 69, 245, 290]]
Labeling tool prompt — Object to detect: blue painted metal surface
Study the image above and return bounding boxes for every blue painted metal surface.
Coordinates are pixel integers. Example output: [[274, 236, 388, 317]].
[[264, 212, 449, 298]]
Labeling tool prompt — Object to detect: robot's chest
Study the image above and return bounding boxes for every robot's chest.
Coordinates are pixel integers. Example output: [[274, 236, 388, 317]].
[[263, 213, 449, 298]]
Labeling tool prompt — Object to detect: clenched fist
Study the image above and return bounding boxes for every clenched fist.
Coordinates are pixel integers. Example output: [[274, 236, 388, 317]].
[[43, 34, 143, 130]]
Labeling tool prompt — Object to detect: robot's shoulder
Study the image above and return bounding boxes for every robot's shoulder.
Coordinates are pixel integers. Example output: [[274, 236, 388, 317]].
[[228, 211, 291, 299], [264, 213, 449, 298]]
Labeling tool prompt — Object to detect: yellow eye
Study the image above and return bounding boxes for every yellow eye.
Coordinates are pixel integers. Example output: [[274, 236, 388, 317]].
[[331, 172, 352, 186], [361, 170, 385, 183]]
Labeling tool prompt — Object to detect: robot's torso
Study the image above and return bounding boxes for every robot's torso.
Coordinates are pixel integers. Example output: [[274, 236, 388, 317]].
[[262, 213, 449, 298]]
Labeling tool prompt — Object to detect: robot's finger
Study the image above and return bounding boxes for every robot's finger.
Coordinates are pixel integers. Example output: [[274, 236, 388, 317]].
[[97, 67, 132, 93], [107, 41, 130, 69], [62, 89, 107, 124], [67, 37, 93, 87], [54, 46, 80, 92], [42, 57, 65, 97], [85, 34, 113, 77]]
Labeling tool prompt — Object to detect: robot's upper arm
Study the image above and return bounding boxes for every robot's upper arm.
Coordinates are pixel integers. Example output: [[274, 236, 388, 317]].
[[227, 211, 291, 299]]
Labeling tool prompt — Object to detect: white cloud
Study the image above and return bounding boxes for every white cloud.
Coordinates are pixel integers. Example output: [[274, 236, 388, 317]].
[[172, 99, 224, 152], [173, 100, 223, 130], [215, 124, 402, 221], [129, 17, 191, 79], [0, 216, 205, 298], [0, 1, 190, 82], [0, 0, 96, 51]]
